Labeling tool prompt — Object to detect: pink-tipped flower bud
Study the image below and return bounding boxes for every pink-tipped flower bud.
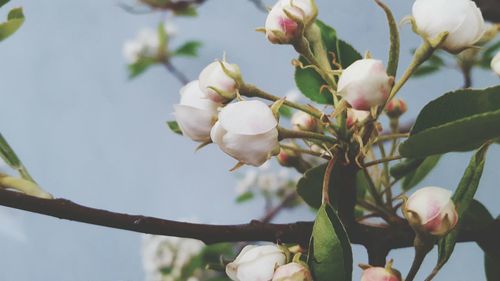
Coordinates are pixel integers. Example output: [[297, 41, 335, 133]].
[[346, 109, 370, 128], [265, 0, 317, 44], [361, 266, 402, 281], [277, 145, 300, 167], [272, 262, 313, 281], [291, 111, 319, 132], [338, 59, 393, 110], [405, 186, 458, 236], [491, 51, 500, 76], [199, 60, 241, 103], [385, 98, 407, 119]]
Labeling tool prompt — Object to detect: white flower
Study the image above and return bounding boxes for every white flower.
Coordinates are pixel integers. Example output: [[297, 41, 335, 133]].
[[338, 59, 392, 110], [211, 100, 280, 167], [412, 0, 486, 53], [265, 0, 317, 44], [291, 111, 319, 132], [199, 61, 240, 103], [226, 245, 287, 281], [405, 186, 458, 236], [142, 235, 205, 281], [173, 80, 221, 142], [491, 52, 500, 76], [123, 28, 159, 63], [272, 262, 313, 281], [285, 88, 302, 103]]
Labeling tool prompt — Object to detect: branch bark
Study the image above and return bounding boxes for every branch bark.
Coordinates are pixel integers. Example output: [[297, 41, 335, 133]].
[[0, 188, 498, 252]]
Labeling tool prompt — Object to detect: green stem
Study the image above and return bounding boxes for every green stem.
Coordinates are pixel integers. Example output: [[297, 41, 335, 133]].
[[363, 155, 402, 168], [322, 157, 336, 205], [239, 84, 323, 119], [405, 235, 434, 281], [278, 127, 336, 144], [280, 143, 330, 160], [362, 168, 385, 208]]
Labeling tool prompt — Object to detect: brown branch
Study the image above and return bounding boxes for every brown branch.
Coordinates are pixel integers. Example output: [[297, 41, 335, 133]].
[[0, 188, 498, 252]]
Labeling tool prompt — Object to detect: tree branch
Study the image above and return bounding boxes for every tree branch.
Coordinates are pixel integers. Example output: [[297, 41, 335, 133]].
[[0, 188, 498, 252]]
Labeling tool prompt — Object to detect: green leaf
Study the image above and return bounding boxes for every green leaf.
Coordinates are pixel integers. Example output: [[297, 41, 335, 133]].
[[0, 0, 9, 8], [429, 144, 489, 279], [297, 163, 359, 210], [0, 7, 24, 42], [294, 20, 361, 104], [235, 191, 254, 203], [157, 22, 168, 54], [128, 57, 157, 79], [174, 6, 197, 17], [402, 155, 441, 191], [0, 133, 22, 168], [390, 158, 425, 180], [166, 121, 182, 135], [279, 105, 293, 118], [310, 204, 352, 281], [374, 0, 399, 77], [399, 86, 500, 158], [174, 41, 202, 57]]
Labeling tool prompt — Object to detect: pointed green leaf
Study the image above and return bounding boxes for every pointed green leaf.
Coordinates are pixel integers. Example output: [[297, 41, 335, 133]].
[[294, 20, 361, 104], [399, 86, 500, 158], [297, 163, 358, 210], [174, 41, 202, 57], [166, 121, 182, 135], [428, 144, 490, 279], [390, 158, 425, 180], [0, 7, 24, 42], [235, 191, 254, 203], [157, 22, 168, 54], [402, 155, 441, 191], [0, 0, 10, 8], [310, 203, 352, 281]]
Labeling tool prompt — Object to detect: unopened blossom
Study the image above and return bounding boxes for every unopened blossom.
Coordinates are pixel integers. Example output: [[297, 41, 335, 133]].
[[491, 52, 500, 76], [123, 28, 159, 63], [346, 109, 370, 128], [173, 80, 221, 142], [361, 266, 402, 281], [405, 186, 458, 236], [226, 245, 287, 281], [198, 61, 241, 103], [265, 0, 317, 44], [211, 100, 280, 167], [338, 59, 392, 110], [291, 111, 319, 132], [412, 0, 486, 53], [385, 98, 407, 119], [272, 262, 313, 281]]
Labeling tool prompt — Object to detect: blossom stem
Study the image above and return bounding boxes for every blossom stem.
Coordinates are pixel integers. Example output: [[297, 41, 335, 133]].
[[322, 157, 336, 205], [239, 84, 324, 119], [277, 127, 336, 144], [405, 235, 434, 281], [363, 155, 402, 168], [280, 143, 330, 160], [162, 61, 190, 85], [374, 133, 409, 144]]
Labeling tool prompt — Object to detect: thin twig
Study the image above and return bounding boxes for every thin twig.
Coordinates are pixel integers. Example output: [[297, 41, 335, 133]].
[[163, 61, 190, 85], [362, 155, 402, 168]]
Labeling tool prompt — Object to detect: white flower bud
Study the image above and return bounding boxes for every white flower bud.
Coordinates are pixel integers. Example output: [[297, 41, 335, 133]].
[[226, 245, 287, 281], [272, 262, 313, 281], [361, 266, 402, 281], [405, 186, 458, 236], [211, 100, 280, 167], [173, 80, 221, 142], [338, 59, 392, 110], [291, 111, 319, 132], [412, 0, 486, 53], [199, 61, 241, 103], [491, 52, 500, 76], [265, 0, 317, 44], [346, 109, 370, 128]]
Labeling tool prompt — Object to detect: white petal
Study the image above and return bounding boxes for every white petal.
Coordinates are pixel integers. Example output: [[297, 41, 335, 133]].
[[219, 100, 278, 135], [221, 129, 279, 166], [179, 80, 220, 112], [199, 61, 237, 98], [174, 105, 215, 142], [407, 186, 453, 224]]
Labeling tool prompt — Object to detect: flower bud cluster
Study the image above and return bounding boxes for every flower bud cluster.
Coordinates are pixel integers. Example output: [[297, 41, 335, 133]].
[[226, 245, 312, 281], [265, 0, 317, 44], [123, 22, 176, 64]]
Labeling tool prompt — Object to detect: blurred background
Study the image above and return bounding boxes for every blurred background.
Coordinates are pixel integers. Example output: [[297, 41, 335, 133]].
[[0, 0, 498, 280]]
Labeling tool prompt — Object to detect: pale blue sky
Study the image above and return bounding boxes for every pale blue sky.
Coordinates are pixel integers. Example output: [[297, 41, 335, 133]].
[[0, 0, 498, 280]]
